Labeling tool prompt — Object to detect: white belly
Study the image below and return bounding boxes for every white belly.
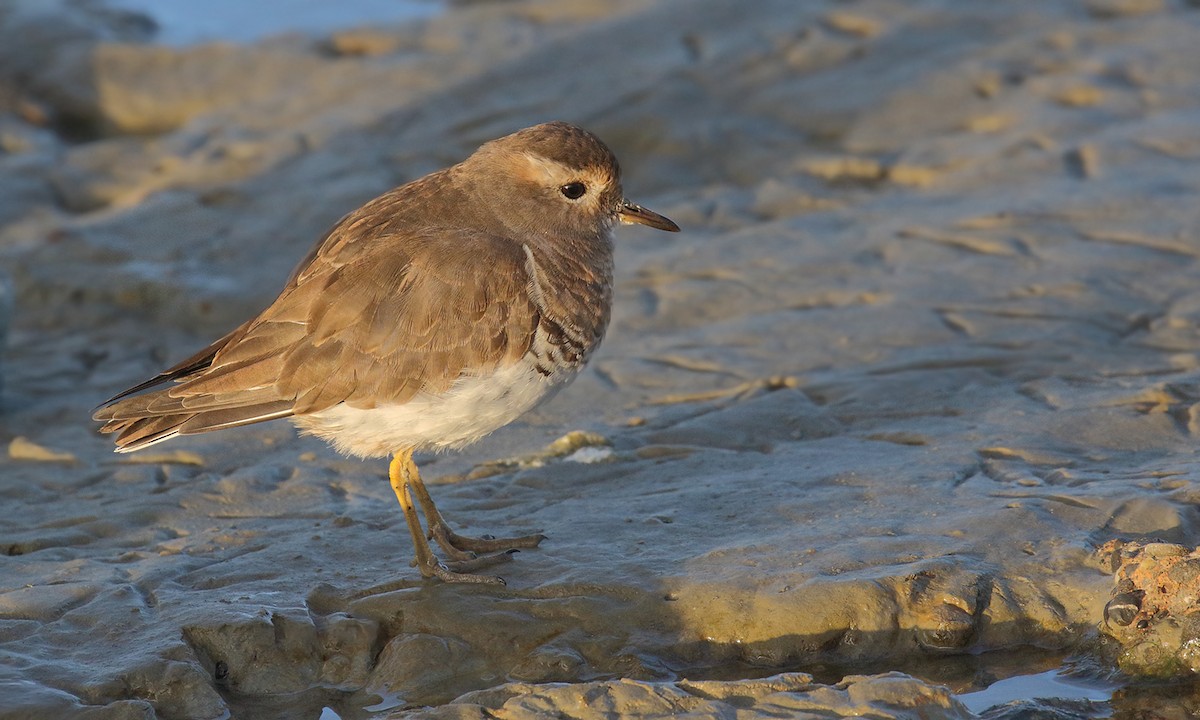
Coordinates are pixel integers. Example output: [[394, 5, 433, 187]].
[[290, 359, 579, 458]]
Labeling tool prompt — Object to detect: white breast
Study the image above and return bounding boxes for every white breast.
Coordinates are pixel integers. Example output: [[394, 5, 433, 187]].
[[290, 357, 580, 459]]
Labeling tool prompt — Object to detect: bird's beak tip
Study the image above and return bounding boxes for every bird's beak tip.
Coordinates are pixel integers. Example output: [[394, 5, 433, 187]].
[[618, 201, 680, 233]]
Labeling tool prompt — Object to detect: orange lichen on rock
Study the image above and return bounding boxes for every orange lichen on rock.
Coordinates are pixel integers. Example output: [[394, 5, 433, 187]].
[[1098, 540, 1200, 677]]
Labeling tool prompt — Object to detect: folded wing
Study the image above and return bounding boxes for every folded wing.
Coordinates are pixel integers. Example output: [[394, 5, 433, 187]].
[[94, 227, 537, 452]]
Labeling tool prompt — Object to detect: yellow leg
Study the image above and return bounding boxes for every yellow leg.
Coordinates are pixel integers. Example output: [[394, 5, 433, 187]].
[[388, 450, 507, 585], [407, 466, 546, 556]]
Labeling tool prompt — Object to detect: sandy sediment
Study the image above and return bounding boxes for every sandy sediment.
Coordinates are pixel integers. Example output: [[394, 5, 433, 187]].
[[3, 0, 1200, 717]]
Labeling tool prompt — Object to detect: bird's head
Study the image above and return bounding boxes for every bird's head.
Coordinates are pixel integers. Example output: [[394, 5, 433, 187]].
[[461, 121, 679, 243]]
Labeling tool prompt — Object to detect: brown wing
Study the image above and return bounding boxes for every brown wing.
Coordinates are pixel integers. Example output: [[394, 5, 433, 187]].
[[94, 226, 538, 452]]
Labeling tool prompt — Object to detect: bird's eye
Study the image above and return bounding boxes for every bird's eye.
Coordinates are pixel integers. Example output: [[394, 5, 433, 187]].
[[560, 182, 587, 200]]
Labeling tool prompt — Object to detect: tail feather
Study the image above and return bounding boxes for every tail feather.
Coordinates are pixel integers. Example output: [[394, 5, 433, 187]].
[[100, 400, 296, 452], [93, 318, 296, 453], [107, 415, 189, 452]]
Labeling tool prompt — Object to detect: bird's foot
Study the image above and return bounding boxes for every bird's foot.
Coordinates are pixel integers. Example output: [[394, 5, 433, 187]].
[[429, 521, 546, 557], [415, 553, 509, 586], [445, 548, 518, 574]]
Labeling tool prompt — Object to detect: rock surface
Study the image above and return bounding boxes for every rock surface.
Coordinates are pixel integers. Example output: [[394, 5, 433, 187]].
[[3, 0, 1200, 717], [1098, 540, 1200, 677], [400, 672, 971, 719]]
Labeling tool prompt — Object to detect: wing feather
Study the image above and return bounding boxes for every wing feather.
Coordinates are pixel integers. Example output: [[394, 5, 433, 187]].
[[94, 217, 538, 453]]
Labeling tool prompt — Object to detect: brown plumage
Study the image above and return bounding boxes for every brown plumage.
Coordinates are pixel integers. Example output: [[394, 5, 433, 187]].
[[94, 122, 679, 584]]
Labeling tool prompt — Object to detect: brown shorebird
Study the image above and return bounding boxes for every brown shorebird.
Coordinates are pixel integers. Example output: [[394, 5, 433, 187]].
[[94, 122, 679, 584]]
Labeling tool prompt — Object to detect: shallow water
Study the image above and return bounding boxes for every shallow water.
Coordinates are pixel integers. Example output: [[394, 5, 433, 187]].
[[103, 0, 440, 45], [957, 669, 1115, 715], [806, 649, 1118, 718]]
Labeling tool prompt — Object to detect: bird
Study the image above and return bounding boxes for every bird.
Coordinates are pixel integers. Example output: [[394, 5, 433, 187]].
[[93, 121, 680, 585]]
